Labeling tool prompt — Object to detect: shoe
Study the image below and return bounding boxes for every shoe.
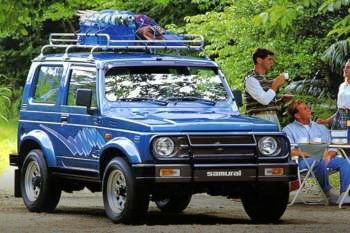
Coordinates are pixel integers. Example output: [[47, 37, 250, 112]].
[[325, 188, 339, 205]]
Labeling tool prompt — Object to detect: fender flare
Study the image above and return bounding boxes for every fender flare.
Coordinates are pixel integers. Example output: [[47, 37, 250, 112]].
[[100, 137, 142, 164], [19, 130, 57, 167]]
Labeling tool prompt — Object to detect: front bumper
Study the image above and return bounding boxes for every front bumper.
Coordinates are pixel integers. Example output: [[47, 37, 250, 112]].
[[132, 162, 298, 183]]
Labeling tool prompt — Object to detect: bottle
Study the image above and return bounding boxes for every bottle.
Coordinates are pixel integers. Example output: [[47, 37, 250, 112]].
[[347, 120, 350, 144]]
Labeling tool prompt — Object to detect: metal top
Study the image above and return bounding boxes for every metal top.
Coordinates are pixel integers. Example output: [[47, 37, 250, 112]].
[[37, 33, 205, 61]]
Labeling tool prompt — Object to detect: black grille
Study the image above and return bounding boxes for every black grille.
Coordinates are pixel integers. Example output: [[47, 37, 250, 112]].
[[188, 135, 256, 162], [189, 135, 254, 145]]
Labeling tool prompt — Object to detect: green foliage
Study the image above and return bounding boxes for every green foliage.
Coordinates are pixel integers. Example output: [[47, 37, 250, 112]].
[[319, 0, 350, 39], [0, 83, 21, 121], [0, 85, 11, 121], [319, 0, 350, 13]]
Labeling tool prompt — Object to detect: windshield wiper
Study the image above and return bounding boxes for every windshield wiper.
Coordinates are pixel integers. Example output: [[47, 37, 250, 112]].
[[118, 97, 168, 106], [165, 96, 216, 106]]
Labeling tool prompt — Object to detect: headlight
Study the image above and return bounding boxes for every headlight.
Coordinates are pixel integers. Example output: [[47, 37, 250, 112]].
[[152, 136, 190, 159], [258, 136, 280, 156], [152, 137, 175, 157]]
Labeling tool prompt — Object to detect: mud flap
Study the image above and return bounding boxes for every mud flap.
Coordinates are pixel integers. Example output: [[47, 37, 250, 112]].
[[14, 169, 21, 197]]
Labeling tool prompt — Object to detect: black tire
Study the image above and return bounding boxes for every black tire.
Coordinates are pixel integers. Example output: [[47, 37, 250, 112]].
[[241, 182, 289, 223], [102, 157, 149, 223], [20, 149, 61, 212], [155, 193, 192, 213]]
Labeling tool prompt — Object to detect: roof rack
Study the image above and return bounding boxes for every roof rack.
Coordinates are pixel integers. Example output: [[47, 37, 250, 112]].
[[37, 33, 204, 61]]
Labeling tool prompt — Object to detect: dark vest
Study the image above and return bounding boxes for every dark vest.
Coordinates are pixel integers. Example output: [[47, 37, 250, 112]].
[[244, 71, 280, 114]]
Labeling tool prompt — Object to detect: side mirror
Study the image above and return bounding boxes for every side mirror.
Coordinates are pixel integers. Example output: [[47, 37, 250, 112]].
[[232, 89, 243, 107], [76, 88, 92, 114]]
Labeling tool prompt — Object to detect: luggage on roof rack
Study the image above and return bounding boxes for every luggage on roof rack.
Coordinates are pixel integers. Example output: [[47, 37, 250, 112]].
[[77, 9, 187, 47]]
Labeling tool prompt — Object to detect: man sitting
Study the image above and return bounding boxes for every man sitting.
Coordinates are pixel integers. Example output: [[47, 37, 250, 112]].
[[282, 100, 350, 203]]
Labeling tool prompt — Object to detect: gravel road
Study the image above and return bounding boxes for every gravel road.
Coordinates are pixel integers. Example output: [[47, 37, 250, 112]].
[[1, 167, 350, 233]]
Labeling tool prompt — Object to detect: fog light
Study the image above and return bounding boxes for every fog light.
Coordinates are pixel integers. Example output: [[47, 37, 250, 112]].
[[265, 168, 284, 176], [160, 168, 180, 177]]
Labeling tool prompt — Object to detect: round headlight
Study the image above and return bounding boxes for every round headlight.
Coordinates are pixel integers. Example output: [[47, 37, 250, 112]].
[[258, 136, 279, 156], [153, 137, 175, 157]]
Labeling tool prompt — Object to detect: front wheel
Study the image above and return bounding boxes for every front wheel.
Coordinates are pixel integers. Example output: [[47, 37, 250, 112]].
[[241, 182, 289, 223], [20, 149, 61, 212], [103, 157, 149, 223]]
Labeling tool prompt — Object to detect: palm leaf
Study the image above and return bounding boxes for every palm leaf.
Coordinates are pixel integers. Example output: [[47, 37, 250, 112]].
[[322, 39, 350, 75]]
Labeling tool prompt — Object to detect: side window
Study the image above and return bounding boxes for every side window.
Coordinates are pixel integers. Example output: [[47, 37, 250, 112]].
[[33, 66, 63, 104], [67, 69, 97, 107]]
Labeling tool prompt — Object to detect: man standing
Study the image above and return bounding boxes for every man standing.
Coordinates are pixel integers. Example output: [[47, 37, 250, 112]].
[[244, 48, 287, 129], [282, 100, 350, 203]]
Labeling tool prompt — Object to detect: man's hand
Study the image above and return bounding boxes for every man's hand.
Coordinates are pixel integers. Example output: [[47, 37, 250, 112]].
[[316, 118, 327, 125], [301, 151, 311, 157], [291, 148, 310, 157], [316, 117, 333, 128], [323, 150, 337, 166], [271, 74, 286, 92]]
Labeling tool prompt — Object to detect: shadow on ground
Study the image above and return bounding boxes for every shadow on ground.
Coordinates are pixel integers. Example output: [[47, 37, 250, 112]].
[[52, 206, 318, 225]]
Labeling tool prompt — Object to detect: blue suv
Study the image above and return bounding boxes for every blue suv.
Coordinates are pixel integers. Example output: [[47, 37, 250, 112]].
[[10, 33, 297, 223]]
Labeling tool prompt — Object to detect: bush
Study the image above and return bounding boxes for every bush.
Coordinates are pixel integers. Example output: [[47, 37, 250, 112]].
[[0, 84, 21, 122]]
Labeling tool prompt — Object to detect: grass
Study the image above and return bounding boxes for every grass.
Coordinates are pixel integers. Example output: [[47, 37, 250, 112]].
[[329, 169, 340, 190], [0, 120, 17, 175]]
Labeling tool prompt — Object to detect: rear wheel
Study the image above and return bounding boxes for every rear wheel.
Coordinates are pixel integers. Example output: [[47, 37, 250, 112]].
[[103, 157, 149, 223], [155, 193, 192, 213], [21, 149, 61, 212], [241, 182, 289, 223]]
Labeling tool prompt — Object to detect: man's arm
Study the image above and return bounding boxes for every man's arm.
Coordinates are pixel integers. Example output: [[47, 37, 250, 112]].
[[282, 126, 310, 158], [245, 76, 276, 105], [316, 113, 335, 128]]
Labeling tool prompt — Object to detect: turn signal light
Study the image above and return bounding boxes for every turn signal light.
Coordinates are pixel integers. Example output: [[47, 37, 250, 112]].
[[160, 168, 180, 177], [264, 168, 284, 176]]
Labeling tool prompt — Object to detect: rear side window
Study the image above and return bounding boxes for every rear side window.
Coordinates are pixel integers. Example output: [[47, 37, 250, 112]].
[[33, 66, 63, 104], [67, 69, 97, 107]]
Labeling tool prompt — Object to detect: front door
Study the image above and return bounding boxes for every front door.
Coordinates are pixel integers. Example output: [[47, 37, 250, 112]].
[[54, 65, 105, 172]]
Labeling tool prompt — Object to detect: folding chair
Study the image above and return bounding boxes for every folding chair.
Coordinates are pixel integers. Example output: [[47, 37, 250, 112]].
[[289, 143, 329, 206], [334, 147, 350, 208]]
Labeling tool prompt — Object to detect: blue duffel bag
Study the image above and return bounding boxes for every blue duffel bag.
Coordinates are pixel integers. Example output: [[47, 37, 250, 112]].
[[79, 10, 136, 46]]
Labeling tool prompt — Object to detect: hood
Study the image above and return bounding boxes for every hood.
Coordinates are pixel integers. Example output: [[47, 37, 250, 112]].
[[103, 108, 278, 132]]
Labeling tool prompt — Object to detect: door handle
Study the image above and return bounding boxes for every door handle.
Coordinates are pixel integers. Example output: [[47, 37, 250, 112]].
[[93, 117, 101, 125], [60, 115, 69, 123]]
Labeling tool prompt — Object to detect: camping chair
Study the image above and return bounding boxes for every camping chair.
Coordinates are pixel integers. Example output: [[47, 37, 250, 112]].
[[289, 143, 329, 206], [332, 147, 350, 208]]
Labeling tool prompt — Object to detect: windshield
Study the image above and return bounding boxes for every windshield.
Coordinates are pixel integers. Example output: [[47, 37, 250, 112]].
[[104, 66, 229, 104]]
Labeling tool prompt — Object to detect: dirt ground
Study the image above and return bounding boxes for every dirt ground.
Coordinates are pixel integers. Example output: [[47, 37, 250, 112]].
[[1, 167, 350, 233]]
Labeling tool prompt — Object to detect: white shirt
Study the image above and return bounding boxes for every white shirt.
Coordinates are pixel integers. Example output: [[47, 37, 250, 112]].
[[302, 124, 311, 131], [337, 82, 350, 109], [245, 75, 276, 105]]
